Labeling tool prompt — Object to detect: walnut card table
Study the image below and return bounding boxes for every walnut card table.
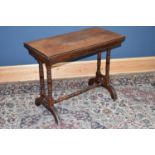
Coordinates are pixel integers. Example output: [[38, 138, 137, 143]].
[[24, 28, 125, 124]]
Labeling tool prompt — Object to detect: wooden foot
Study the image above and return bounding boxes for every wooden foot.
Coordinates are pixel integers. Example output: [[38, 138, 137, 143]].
[[35, 96, 59, 124], [102, 84, 117, 101], [35, 97, 43, 106], [47, 98, 59, 124], [49, 106, 59, 124], [88, 75, 117, 101], [44, 99, 59, 124]]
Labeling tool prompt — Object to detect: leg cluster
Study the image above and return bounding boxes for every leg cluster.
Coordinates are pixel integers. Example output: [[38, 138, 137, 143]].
[[35, 62, 59, 124], [88, 49, 117, 101], [35, 49, 117, 124]]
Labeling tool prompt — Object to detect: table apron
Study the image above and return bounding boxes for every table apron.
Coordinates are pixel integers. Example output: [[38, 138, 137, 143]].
[[49, 42, 122, 64]]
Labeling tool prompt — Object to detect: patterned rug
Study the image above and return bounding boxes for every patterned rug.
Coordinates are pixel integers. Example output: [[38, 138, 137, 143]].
[[0, 72, 155, 129]]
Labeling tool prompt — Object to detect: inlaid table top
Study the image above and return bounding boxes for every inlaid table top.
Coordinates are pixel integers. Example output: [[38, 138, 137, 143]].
[[24, 28, 125, 63]]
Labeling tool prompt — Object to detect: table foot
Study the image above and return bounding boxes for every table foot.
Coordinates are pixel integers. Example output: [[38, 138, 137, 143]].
[[48, 106, 59, 125], [35, 96, 59, 124], [88, 74, 117, 101], [102, 84, 117, 101], [35, 97, 44, 106]]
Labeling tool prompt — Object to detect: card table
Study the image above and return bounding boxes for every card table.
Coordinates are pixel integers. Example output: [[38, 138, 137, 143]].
[[24, 28, 125, 124]]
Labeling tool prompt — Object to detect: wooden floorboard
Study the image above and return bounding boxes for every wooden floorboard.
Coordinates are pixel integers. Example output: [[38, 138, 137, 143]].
[[0, 57, 155, 83]]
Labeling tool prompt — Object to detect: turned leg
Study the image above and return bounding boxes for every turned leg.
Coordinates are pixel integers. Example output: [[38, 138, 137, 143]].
[[35, 61, 46, 106], [96, 51, 102, 76], [103, 48, 117, 100], [46, 64, 59, 124], [105, 49, 110, 85], [88, 51, 103, 86]]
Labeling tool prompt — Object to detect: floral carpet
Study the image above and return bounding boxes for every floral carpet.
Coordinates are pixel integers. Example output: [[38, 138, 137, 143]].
[[0, 72, 155, 129]]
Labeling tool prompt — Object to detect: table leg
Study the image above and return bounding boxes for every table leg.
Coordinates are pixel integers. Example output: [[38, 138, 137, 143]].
[[103, 48, 117, 100], [88, 49, 117, 101], [35, 61, 46, 106], [96, 51, 102, 76], [88, 51, 103, 85], [46, 64, 59, 124]]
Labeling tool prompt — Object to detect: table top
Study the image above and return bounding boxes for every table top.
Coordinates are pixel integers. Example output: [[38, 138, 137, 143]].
[[24, 28, 125, 62]]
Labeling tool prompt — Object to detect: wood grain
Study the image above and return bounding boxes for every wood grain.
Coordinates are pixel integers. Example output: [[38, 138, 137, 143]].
[[25, 28, 125, 59]]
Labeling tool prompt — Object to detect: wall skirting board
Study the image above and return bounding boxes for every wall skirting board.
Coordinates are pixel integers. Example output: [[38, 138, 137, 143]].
[[0, 57, 155, 83]]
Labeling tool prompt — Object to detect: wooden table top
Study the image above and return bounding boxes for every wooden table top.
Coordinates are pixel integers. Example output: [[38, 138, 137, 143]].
[[24, 28, 125, 63]]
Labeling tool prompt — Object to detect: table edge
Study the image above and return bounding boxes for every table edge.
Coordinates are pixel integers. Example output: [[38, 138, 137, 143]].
[[24, 35, 125, 63]]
